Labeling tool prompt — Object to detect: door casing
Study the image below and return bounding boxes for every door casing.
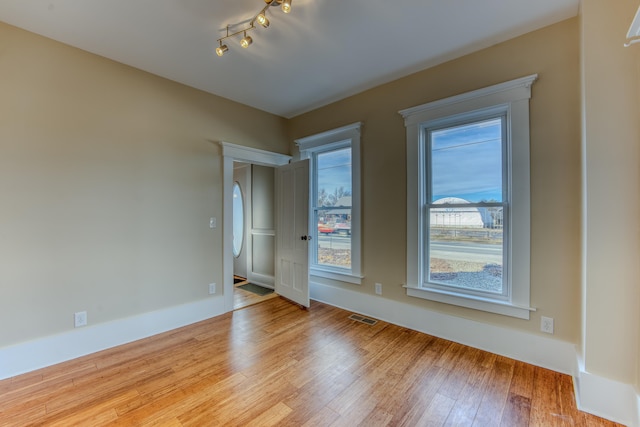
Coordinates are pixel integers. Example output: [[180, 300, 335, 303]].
[[221, 142, 292, 312]]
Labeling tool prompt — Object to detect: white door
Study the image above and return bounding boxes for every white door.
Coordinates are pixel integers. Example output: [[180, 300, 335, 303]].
[[275, 159, 310, 307]]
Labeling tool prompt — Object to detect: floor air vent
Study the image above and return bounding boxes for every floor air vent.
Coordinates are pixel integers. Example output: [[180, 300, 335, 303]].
[[349, 314, 378, 325]]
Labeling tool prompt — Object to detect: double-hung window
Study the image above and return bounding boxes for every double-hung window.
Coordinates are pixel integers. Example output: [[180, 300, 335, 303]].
[[296, 122, 362, 285], [400, 75, 537, 319]]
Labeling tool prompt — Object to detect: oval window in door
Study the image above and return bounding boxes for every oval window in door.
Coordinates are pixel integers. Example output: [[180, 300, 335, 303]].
[[232, 182, 244, 258]]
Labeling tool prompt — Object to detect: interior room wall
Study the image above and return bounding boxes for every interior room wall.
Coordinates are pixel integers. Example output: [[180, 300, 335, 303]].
[[0, 21, 288, 347], [288, 18, 581, 342], [580, 0, 640, 387]]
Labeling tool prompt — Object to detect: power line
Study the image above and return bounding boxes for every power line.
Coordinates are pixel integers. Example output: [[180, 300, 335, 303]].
[[432, 137, 501, 152]]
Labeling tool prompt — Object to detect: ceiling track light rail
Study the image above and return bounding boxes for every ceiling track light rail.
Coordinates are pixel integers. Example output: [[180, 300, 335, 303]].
[[215, 0, 292, 57]]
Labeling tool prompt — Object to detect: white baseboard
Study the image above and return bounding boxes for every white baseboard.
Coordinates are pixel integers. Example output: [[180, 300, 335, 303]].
[[311, 281, 640, 426], [574, 359, 640, 427], [0, 296, 226, 380], [310, 281, 576, 374]]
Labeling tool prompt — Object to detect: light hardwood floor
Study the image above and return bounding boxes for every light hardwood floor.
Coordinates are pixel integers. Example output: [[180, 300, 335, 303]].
[[0, 297, 621, 426], [233, 278, 277, 310]]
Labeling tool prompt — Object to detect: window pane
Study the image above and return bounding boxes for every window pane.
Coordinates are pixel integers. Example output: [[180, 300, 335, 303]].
[[315, 208, 351, 269], [314, 146, 352, 271], [428, 206, 503, 294], [317, 148, 351, 207], [431, 118, 502, 203]]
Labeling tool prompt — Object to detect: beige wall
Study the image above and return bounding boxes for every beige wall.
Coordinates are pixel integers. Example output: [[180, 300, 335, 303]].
[[581, 0, 640, 386], [289, 18, 582, 341], [0, 22, 288, 346]]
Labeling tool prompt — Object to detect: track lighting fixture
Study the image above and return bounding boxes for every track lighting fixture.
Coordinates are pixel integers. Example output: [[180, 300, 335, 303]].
[[215, 0, 293, 57]]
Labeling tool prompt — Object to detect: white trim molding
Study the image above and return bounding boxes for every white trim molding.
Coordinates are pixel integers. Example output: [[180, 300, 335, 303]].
[[221, 141, 291, 312], [0, 296, 226, 380], [311, 268, 364, 285], [399, 74, 538, 123], [220, 141, 291, 167], [295, 122, 362, 153], [574, 358, 640, 427], [400, 74, 537, 319], [295, 122, 363, 285]]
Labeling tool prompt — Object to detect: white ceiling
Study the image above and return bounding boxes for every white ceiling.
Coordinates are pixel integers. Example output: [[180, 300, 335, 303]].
[[0, 0, 579, 118]]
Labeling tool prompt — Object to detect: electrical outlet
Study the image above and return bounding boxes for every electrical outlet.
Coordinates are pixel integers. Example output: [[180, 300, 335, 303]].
[[541, 316, 554, 334], [208, 283, 216, 295], [209, 217, 216, 228], [74, 311, 87, 328], [375, 282, 382, 295]]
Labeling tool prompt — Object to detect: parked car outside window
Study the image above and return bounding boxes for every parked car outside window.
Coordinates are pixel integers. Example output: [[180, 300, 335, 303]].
[[318, 223, 335, 234]]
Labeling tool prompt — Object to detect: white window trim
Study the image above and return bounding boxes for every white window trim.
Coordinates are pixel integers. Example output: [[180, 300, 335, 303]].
[[296, 122, 363, 285], [399, 75, 537, 319]]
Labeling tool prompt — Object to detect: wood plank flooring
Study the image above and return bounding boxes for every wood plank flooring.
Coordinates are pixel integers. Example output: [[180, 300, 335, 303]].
[[233, 278, 277, 310], [0, 297, 622, 426]]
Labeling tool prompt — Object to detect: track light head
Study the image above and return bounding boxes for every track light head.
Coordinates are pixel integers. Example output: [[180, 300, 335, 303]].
[[240, 34, 253, 48], [256, 13, 270, 28], [215, 43, 229, 56], [281, 0, 292, 13]]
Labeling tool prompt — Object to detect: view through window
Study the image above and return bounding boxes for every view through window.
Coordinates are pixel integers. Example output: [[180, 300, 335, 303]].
[[427, 117, 506, 296], [314, 147, 352, 269]]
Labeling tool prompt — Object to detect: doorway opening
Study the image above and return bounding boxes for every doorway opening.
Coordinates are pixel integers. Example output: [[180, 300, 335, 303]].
[[231, 161, 278, 310], [222, 142, 311, 312], [220, 142, 291, 312], [232, 173, 275, 308]]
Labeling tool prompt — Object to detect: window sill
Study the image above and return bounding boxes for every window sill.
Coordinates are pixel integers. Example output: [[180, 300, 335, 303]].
[[311, 267, 363, 285], [404, 285, 535, 320]]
